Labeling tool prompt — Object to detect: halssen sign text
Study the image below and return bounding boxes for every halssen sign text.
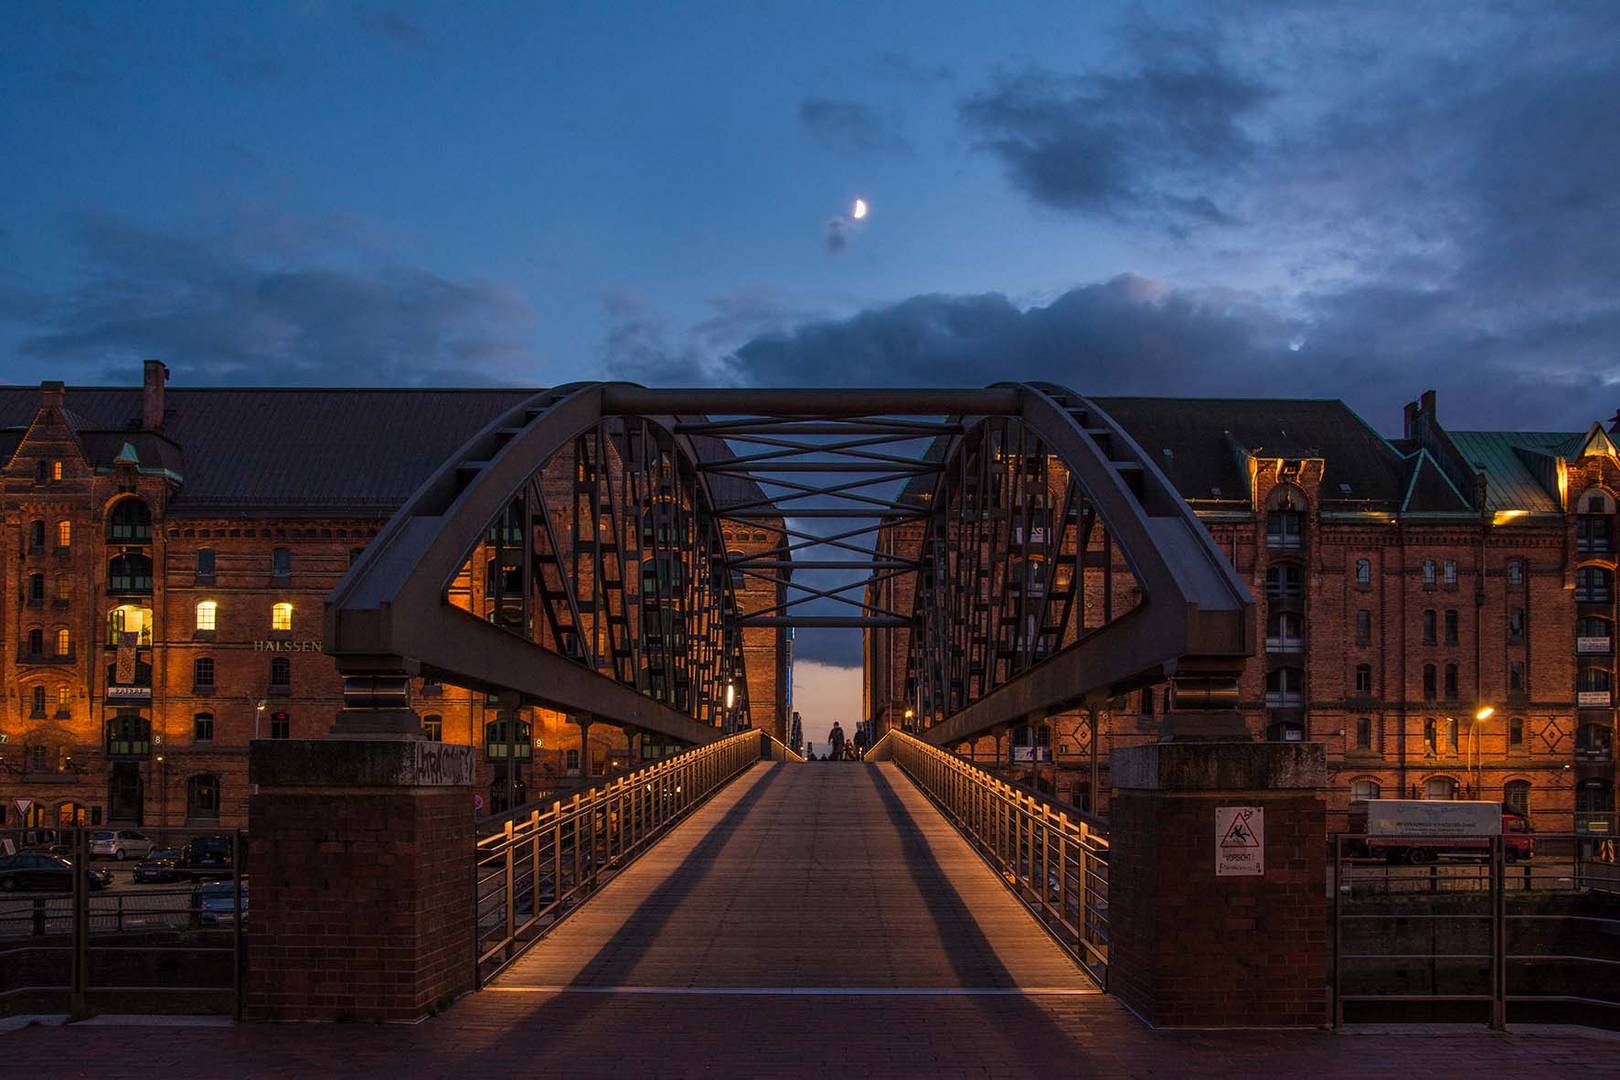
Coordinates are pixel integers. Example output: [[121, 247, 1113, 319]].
[[253, 640, 323, 652]]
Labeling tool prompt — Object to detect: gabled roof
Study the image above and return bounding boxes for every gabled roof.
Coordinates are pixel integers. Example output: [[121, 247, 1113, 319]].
[[0, 385, 781, 518], [1094, 397, 1409, 509], [1447, 430, 1578, 514], [1400, 450, 1474, 514]]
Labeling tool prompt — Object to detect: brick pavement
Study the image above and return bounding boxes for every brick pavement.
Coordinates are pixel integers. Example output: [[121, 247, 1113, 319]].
[[6, 761, 1619, 1077]]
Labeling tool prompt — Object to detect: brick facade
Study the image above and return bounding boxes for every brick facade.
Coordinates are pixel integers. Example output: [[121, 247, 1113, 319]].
[[869, 392, 1620, 835], [0, 367, 790, 830]]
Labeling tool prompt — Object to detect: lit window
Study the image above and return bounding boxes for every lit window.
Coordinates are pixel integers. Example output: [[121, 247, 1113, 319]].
[[56, 520, 71, 548], [55, 628, 71, 656], [271, 602, 293, 631], [107, 605, 154, 646], [196, 600, 218, 632], [55, 574, 70, 602], [56, 686, 70, 710], [51, 460, 63, 481]]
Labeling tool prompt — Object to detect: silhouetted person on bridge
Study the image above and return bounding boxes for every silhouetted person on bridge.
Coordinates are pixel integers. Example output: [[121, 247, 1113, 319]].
[[829, 722, 846, 760]]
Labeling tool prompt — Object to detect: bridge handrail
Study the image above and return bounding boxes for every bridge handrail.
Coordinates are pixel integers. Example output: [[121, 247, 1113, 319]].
[[873, 729, 1110, 986], [473, 729, 763, 981]]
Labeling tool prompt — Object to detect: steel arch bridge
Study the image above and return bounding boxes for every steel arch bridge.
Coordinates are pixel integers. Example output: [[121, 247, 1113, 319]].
[[324, 382, 1253, 748]]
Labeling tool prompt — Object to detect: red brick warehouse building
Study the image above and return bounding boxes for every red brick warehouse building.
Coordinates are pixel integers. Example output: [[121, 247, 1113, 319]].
[[0, 363, 791, 830], [867, 392, 1620, 834]]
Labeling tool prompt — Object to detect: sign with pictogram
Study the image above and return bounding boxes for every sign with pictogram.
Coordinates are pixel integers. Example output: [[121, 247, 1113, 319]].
[[1215, 806, 1264, 877]]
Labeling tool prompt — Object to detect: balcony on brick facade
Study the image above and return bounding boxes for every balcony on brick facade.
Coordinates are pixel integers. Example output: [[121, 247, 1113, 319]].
[[1576, 722, 1614, 763], [1264, 612, 1304, 654]]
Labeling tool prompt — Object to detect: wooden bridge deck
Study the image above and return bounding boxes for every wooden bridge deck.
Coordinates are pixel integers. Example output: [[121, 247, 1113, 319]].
[[487, 761, 1097, 994]]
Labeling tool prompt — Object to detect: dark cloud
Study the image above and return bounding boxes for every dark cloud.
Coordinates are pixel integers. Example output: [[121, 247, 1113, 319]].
[[958, 21, 1267, 225], [3, 210, 534, 386], [798, 97, 911, 156]]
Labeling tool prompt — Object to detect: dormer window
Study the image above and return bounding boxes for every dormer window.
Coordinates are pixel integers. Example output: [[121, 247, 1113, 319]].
[[1578, 490, 1615, 554], [1265, 487, 1306, 551]]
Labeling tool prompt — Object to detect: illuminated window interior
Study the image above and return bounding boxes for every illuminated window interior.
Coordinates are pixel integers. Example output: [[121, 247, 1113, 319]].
[[57, 520, 71, 547], [107, 604, 154, 646], [272, 602, 293, 631], [195, 600, 218, 632]]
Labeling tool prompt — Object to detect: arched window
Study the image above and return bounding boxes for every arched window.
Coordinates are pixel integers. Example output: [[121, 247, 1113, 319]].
[[1577, 721, 1613, 756], [271, 602, 293, 631], [26, 627, 44, 656], [1424, 776, 1458, 800], [1578, 490, 1615, 553], [1351, 778, 1381, 800], [1507, 559, 1524, 587], [56, 520, 71, 548], [29, 684, 46, 718], [34, 460, 48, 482], [106, 498, 152, 543], [1576, 566, 1613, 602], [1446, 716, 1460, 752], [193, 712, 215, 742], [1265, 563, 1303, 600], [195, 548, 216, 579], [27, 519, 45, 550], [56, 686, 70, 716], [1422, 609, 1437, 644], [107, 553, 153, 594], [270, 711, 290, 739], [51, 460, 63, 481], [108, 604, 154, 646], [1443, 663, 1459, 700], [1422, 559, 1437, 586], [271, 547, 291, 577], [1355, 559, 1372, 586], [1504, 780, 1531, 817], [54, 628, 71, 656], [1356, 609, 1372, 644], [485, 719, 533, 760], [1509, 715, 1525, 749], [1578, 665, 1612, 694], [1265, 486, 1306, 550], [1424, 717, 1438, 754], [1444, 609, 1458, 644], [1577, 779, 1615, 813], [28, 573, 44, 603], [186, 774, 221, 820], [106, 713, 152, 757], [1422, 663, 1437, 701], [1265, 611, 1303, 652], [1354, 715, 1373, 749], [55, 574, 70, 602], [195, 600, 217, 632]]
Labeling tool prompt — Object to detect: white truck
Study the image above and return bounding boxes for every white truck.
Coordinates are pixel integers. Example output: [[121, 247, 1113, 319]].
[[1347, 799, 1534, 864]]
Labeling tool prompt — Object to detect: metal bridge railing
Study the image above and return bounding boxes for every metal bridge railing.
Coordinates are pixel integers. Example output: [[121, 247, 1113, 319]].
[[876, 730, 1110, 987], [474, 729, 767, 982]]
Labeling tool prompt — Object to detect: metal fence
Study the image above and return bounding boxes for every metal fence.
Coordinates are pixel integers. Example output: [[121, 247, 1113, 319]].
[[878, 729, 1110, 987], [474, 729, 769, 982], [0, 826, 246, 1018], [1333, 832, 1620, 1028]]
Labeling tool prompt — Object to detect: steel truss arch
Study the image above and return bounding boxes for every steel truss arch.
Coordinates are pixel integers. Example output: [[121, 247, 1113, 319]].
[[326, 383, 751, 745], [905, 382, 1253, 746]]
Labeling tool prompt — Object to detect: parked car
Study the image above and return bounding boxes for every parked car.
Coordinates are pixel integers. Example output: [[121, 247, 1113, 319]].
[[133, 848, 185, 884], [90, 829, 156, 861], [182, 835, 236, 880], [190, 881, 246, 927], [0, 852, 112, 892]]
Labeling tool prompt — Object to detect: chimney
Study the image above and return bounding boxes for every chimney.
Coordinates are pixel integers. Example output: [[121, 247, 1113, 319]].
[[1419, 388, 1437, 421], [1403, 400, 1418, 440], [141, 360, 169, 431], [39, 379, 65, 410]]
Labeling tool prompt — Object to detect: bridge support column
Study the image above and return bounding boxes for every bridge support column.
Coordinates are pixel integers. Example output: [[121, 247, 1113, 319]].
[[245, 727, 476, 1023], [1107, 741, 1328, 1028], [571, 713, 594, 781]]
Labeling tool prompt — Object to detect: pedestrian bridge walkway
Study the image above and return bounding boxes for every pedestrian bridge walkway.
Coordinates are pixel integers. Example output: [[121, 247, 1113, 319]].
[[486, 761, 1096, 995]]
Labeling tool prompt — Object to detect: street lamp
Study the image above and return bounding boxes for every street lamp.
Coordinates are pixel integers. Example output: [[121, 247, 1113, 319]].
[[1468, 706, 1495, 799]]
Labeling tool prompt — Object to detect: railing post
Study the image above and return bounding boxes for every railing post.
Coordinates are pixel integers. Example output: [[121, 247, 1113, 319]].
[[1491, 834, 1507, 1031], [70, 827, 87, 1016], [503, 820, 516, 962]]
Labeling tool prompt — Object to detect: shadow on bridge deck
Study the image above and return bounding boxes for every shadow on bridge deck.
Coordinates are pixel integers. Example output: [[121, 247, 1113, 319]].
[[486, 761, 1097, 994]]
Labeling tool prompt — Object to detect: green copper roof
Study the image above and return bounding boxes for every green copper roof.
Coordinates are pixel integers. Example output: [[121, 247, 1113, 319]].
[[1448, 430, 1580, 513]]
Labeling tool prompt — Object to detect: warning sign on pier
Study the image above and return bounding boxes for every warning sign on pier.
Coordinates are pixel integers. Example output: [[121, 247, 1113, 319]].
[[1215, 806, 1264, 877]]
